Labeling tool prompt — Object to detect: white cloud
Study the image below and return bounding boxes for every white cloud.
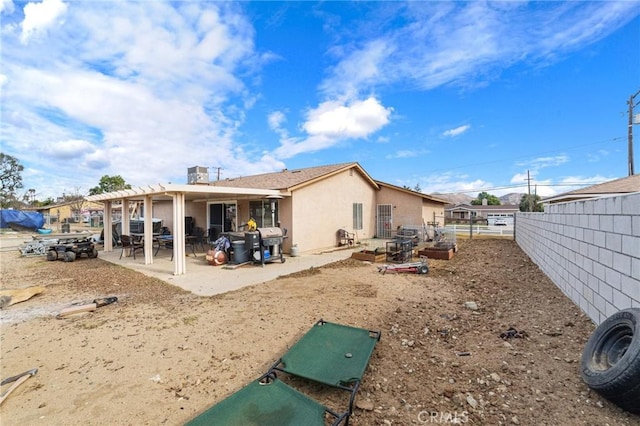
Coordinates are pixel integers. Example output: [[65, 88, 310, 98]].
[[320, 2, 638, 95], [2, 2, 267, 197], [20, 0, 67, 43], [442, 124, 471, 137], [42, 139, 95, 160], [386, 150, 417, 159], [303, 97, 392, 138], [516, 155, 569, 171], [273, 97, 392, 159], [1, 0, 15, 14]]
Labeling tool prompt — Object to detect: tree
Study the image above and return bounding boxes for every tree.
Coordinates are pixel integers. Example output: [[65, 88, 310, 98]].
[[0, 153, 24, 208], [88, 175, 132, 195], [520, 194, 544, 212], [470, 191, 501, 205], [62, 187, 87, 217]]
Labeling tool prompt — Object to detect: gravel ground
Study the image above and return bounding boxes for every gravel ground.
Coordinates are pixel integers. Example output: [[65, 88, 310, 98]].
[[0, 237, 637, 425]]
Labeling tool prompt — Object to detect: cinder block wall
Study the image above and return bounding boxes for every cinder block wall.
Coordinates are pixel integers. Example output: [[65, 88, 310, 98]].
[[515, 193, 639, 325]]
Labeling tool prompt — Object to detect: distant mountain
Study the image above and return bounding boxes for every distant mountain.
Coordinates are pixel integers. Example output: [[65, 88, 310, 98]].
[[500, 193, 525, 205], [432, 193, 473, 205]]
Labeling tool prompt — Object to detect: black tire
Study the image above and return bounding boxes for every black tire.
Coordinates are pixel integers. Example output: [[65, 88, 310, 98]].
[[418, 264, 429, 274], [46, 250, 58, 261], [580, 307, 640, 414], [63, 251, 76, 262], [89, 248, 98, 258]]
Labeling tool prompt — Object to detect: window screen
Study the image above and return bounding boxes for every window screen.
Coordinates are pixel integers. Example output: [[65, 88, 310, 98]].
[[353, 203, 363, 230]]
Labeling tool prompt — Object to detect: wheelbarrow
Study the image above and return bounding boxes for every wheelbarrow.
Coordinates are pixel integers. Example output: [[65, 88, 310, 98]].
[[377, 256, 429, 275]]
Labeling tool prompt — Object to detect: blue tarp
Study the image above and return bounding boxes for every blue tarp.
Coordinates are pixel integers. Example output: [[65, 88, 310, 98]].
[[0, 210, 45, 230]]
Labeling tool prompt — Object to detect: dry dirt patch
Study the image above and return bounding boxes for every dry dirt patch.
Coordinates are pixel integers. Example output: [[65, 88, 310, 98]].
[[0, 239, 637, 425]]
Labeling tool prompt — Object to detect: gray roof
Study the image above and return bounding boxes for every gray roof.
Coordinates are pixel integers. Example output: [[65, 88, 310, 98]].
[[209, 162, 378, 191], [543, 174, 640, 203]]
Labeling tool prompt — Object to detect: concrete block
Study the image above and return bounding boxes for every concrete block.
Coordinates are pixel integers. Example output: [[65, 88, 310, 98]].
[[583, 257, 593, 275], [592, 230, 605, 247], [582, 285, 593, 303], [613, 252, 631, 277], [613, 215, 632, 235], [604, 266, 622, 290], [621, 193, 640, 215], [606, 196, 623, 215], [579, 214, 589, 228], [599, 281, 614, 301], [613, 287, 632, 309], [605, 232, 622, 252], [620, 235, 639, 257], [633, 215, 640, 237], [621, 274, 640, 303], [593, 261, 605, 281], [599, 215, 614, 233], [594, 198, 607, 215], [587, 303, 599, 323], [605, 301, 617, 317], [593, 292, 607, 313], [599, 247, 613, 268]]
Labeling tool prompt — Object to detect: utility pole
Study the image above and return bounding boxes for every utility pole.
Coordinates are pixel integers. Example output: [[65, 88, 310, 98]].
[[210, 166, 223, 181], [628, 89, 640, 176], [525, 170, 532, 212]]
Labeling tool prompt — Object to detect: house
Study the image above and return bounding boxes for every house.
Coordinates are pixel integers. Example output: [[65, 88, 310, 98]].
[[29, 200, 105, 226], [542, 174, 640, 205], [445, 203, 520, 225], [86, 162, 448, 275]]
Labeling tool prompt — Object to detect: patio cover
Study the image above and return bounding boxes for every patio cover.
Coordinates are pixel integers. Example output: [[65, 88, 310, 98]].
[[86, 183, 288, 275]]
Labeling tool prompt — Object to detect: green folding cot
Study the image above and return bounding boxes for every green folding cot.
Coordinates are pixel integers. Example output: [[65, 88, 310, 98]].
[[185, 319, 381, 426]]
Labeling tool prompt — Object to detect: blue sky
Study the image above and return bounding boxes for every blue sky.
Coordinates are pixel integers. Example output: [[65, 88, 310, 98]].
[[1, 0, 639, 201]]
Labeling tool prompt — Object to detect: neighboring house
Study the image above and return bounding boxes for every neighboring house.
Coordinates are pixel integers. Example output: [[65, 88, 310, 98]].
[[445, 203, 520, 225], [86, 162, 449, 275], [29, 200, 104, 225], [542, 174, 640, 205]]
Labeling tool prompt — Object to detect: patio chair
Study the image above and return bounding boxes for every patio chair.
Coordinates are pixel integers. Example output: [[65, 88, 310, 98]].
[[193, 227, 206, 251], [119, 234, 144, 259], [186, 319, 381, 426], [337, 229, 355, 246]]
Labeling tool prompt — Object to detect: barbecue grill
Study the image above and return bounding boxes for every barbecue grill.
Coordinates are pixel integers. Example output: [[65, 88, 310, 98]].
[[248, 227, 286, 266]]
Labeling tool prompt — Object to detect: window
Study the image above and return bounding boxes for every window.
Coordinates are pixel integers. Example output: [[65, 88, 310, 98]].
[[353, 203, 363, 230], [249, 200, 278, 228]]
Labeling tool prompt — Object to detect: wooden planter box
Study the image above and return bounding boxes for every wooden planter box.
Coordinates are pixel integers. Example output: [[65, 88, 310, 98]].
[[418, 248, 454, 260], [351, 250, 386, 262]]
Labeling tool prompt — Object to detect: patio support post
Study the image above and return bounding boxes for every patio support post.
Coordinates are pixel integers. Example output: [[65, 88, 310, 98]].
[[172, 192, 186, 275], [121, 198, 130, 236], [143, 195, 154, 264], [104, 201, 113, 252]]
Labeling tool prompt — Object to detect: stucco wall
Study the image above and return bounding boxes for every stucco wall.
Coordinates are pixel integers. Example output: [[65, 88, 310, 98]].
[[515, 193, 640, 325], [291, 170, 376, 252], [376, 187, 422, 230]]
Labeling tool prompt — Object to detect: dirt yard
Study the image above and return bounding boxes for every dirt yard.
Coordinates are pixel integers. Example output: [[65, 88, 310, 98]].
[[0, 238, 637, 425]]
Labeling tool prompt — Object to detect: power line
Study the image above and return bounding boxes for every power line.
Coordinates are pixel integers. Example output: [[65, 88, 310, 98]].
[[425, 136, 625, 175], [435, 181, 609, 195]]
